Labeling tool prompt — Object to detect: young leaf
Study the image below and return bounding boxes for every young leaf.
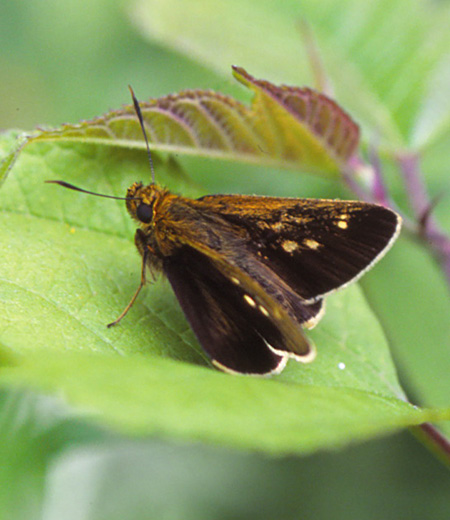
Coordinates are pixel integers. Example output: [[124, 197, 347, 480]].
[[131, 0, 450, 150], [4, 67, 359, 181]]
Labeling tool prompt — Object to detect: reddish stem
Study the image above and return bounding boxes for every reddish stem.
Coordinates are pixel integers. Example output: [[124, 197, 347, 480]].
[[414, 423, 450, 467], [397, 152, 450, 286]]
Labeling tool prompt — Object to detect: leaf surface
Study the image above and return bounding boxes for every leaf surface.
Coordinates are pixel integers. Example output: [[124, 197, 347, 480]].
[[1, 134, 448, 454]]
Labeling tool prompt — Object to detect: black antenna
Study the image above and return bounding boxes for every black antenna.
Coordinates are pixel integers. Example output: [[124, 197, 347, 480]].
[[47, 87, 154, 198], [45, 180, 139, 200], [128, 85, 155, 183]]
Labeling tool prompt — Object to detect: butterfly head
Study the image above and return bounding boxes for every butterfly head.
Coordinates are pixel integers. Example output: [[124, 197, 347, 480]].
[[126, 182, 167, 226]]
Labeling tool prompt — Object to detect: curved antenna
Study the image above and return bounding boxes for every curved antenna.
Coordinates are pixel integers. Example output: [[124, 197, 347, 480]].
[[45, 180, 139, 200], [128, 85, 155, 183]]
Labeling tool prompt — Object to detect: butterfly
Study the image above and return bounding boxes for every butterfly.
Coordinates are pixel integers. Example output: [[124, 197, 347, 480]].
[[48, 87, 402, 376]]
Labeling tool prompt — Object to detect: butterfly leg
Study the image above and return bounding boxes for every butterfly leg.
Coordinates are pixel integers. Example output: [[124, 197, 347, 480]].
[[107, 248, 149, 328]]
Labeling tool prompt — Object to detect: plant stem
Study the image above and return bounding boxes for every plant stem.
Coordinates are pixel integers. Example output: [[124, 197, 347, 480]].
[[397, 152, 450, 287], [413, 423, 450, 468]]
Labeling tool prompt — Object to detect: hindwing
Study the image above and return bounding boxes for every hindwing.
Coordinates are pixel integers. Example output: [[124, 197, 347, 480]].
[[163, 242, 318, 375]]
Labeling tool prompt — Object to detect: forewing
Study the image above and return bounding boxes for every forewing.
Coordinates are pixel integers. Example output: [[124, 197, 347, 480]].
[[195, 195, 401, 301], [163, 245, 316, 375]]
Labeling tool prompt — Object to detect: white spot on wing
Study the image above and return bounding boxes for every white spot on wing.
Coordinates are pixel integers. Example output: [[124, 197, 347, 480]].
[[259, 305, 269, 317], [282, 240, 299, 253], [243, 294, 256, 307], [272, 222, 283, 232], [303, 238, 320, 250]]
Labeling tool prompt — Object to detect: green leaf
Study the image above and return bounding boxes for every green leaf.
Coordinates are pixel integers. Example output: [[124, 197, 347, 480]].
[[0, 132, 27, 187], [2, 350, 447, 455], [1, 132, 448, 455], [361, 235, 450, 436], [1, 389, 448, 520], [5, 67, 359, 182], [131, 0, 450, 150]]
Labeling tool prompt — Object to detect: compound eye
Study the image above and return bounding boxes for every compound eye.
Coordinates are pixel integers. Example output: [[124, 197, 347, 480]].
[[136, 203, 153, 223]]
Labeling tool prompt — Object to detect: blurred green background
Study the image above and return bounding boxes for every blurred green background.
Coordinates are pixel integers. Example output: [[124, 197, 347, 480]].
[[1, 1, 449, 519]]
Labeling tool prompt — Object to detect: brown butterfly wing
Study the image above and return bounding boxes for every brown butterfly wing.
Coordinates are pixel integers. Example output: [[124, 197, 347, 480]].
[[154, 207, 319, 373], [194, 195, 401, 302], [164, 246, 289, 375]]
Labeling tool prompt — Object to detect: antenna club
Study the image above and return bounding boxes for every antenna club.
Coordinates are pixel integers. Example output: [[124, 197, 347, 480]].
[[45, 180, 139, 201], [128, 85, 156, 184]]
